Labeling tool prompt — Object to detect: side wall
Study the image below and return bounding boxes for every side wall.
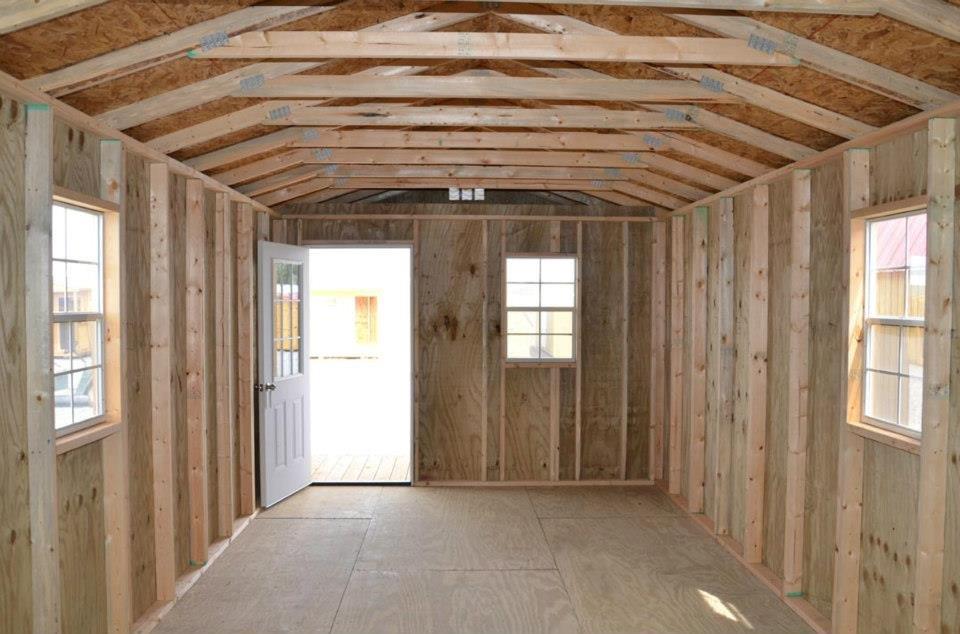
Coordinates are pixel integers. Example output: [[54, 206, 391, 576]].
[[0, 87, 263, 633], [661, 116, 959, 634]]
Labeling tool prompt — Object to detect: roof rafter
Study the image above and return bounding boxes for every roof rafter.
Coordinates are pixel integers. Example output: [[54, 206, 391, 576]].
[[0, 0, 107, 35]]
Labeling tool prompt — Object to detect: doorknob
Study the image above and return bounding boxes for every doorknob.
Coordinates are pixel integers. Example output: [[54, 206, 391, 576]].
[[255, 383, 277, 392]]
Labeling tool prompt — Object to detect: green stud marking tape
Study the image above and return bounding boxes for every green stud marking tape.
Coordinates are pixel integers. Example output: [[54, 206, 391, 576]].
[[186, 49, 197, 59], [26, 103, 50, 111], [785, 591, 804, 598]]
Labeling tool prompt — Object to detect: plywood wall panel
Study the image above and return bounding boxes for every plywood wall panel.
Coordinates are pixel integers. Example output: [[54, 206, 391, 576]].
[[203, 191, 218, 546], [53, 120, 99, 198], [301, 219, 413, 242], [122, 151, 156, 620], [580, 222, 624, 480], [504, 367, 551, 481], [0, 93, 31, 634], [417, 220, 484, 481], [57, 442, 106, 634], [857, 442, 919, 634], [871, 129, 927, 205], [802, 158, 844, 619], [626, 223, 652, 480], [169, 173, 191, 576], [558, 367, 577, 481], [762, 177, 792, 577]]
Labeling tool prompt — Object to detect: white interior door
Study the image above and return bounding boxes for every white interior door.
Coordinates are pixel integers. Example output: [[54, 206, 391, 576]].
[[258, 240, 311, 507]]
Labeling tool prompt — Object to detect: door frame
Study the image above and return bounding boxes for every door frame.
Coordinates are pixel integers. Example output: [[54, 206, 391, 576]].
[[303, 241, 415, 484]]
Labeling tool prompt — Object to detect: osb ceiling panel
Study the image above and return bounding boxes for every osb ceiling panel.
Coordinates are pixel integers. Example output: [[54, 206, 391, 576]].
[[744, 12, 960, 94], [0, 0, 260, 79]]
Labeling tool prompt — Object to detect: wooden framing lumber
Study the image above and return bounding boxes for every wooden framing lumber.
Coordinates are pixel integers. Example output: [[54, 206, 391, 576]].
[[184, 179, 209, 566], [620, 222, 630, 479], [26, 6, 331, 95], [668, 215, 684, 495], [831, 148, 870, 632], [662, 67, 876, 139], [649, 221, 667, 480], [708, 196, 735, 534], [0, 0, 106, 35], [214, 192, 235, 539], [215, 148, 656, 186], [191, 31, 799, 65], [686, 206, 708, 513], [23, 101, 61, 634], [99, 139, 132, 634], [273, 106, 699, 130], [98, 62, 320, 130], [235, 203, 256, 516], [670, 13, 957, 110], [244, 75, 739, 102], [447, 0, 879, 12], [148, 162, 177, 604], [742, 184, 769, 564], [880, 0, 960, 45], [782, 169, 811, 597], [912, 116, 957, 633]]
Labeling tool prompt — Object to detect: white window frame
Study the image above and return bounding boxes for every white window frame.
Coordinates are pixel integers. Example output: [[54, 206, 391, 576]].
[[861, 208, 926, 438], [52, 202, 106, 437], [504, 254, 578, 363]]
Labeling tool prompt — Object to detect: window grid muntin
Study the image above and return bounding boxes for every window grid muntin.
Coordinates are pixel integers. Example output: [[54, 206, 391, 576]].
[[862, 209, 926, 436], [505, 256, 576, 362], [52, 203, 105, 435]]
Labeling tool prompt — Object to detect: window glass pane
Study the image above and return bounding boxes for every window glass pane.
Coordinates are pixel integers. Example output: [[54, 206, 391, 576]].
[[70, 320, 101, 370], [900, 375, 923, 432], [541, 258, 576, 283], [540, 335, 573, 360], [65, 208, 100, 263], [52, 205, 66, 260], [907, 265, 925, 318], [506, 258, 540, 283], [507, 335, 540, 359], [866, 324, 899, 372], [865, 370, 899, 424], [901, 326, 923, 377], [869, 216, 906, 270], [541, 311, 573, 334], [906, 214, 927, 267], [52, 323, 71, 375], [870, 269, 905, 317], [52, 261, 67, 313], [66, 262, 100, 313], [506, 283, 539, 308], [72, 368, 102, 422], [507, 311, 539, 334], [292, 339, 300, 375], [54, 373, 72, 429], [541, 283, 575, 308]]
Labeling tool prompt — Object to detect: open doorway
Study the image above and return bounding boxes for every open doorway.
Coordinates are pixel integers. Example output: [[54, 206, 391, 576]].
[[308, 246, 412, 483]]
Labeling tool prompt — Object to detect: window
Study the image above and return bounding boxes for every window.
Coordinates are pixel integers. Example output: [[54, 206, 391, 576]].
[[505, 256, 576, 361], [863, 211, 926, 434], [273, 261, 304, 378], [52, 203, 105, 433]]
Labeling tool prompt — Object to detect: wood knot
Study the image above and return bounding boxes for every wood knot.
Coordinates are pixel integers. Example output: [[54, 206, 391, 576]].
[[9, 529, 16, 545]]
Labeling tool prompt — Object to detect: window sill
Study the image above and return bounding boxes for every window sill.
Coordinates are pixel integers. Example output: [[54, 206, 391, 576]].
[[847, 420, 921, 455], [56, 418, 121, 455], [504, 361, 576, 369]]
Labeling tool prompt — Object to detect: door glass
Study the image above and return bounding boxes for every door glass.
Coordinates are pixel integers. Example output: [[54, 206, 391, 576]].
[[273, 260, 304, 379]]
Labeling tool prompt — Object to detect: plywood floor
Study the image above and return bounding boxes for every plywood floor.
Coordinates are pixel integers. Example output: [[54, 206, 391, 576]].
[[153, 487, 813, 634], [312, 454, 410, 483]]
